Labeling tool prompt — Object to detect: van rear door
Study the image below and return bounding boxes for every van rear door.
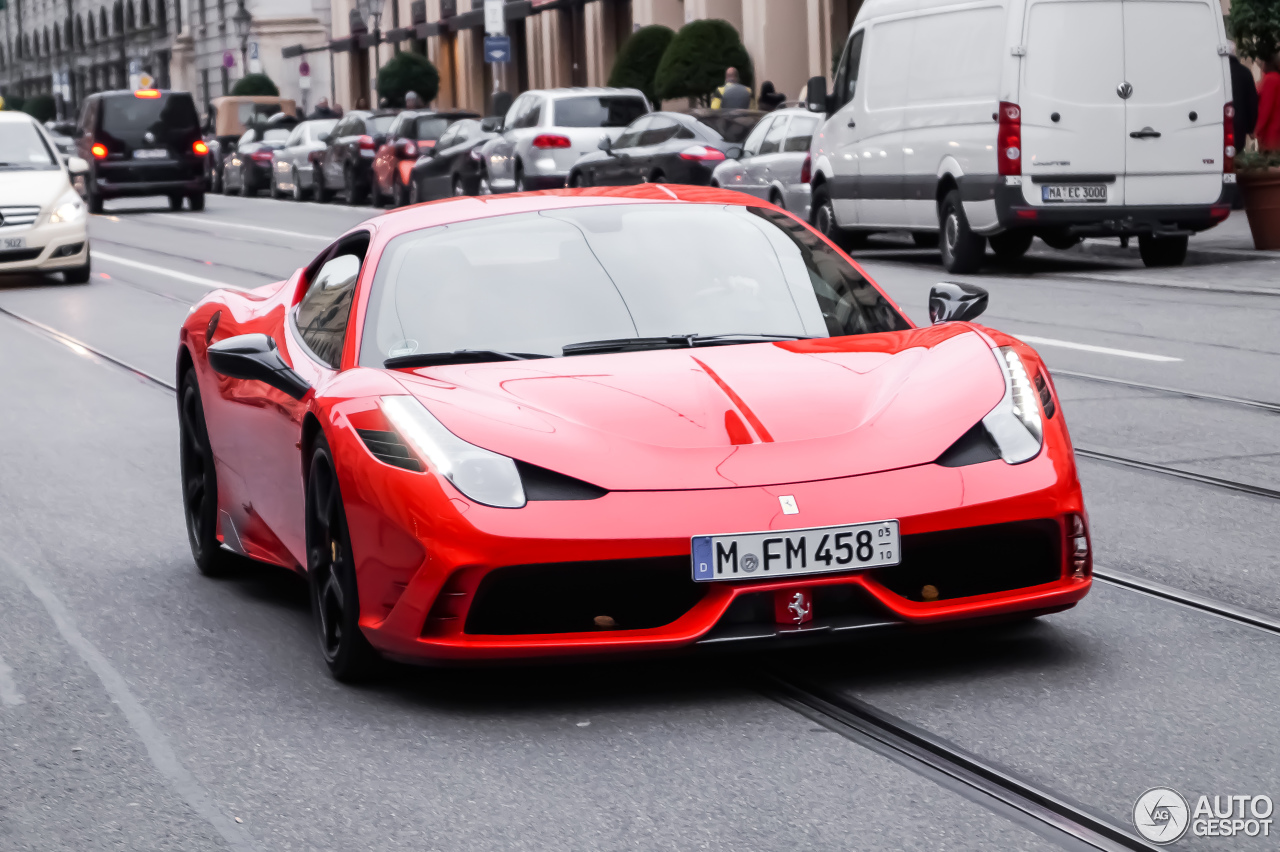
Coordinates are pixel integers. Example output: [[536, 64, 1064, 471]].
[[1019, 0, 1128, 206], [1121, 0, 1226, 205]]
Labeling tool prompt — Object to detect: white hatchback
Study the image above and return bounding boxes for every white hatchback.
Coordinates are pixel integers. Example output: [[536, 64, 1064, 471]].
[[0, 112, 91, 283]]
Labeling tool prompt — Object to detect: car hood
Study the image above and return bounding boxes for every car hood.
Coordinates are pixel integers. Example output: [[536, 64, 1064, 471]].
[[390, 324, 1005, 491], [1, 169, 71, 209]]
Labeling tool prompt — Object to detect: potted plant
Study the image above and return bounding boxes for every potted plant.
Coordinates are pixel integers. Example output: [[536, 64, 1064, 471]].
[[1229, 0, 1280, 248]]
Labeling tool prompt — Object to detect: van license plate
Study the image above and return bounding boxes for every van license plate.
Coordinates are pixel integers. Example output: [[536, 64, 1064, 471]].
[[1042, 184, 1106, 203], [134, 149, 168, 159]]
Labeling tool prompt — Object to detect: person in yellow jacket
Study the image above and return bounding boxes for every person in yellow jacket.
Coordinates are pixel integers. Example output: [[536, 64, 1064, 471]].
[[710, 67, 755, 110]]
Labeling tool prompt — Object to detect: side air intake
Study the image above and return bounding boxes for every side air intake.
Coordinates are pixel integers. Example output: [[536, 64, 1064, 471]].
[[355, 428, 423, 472]]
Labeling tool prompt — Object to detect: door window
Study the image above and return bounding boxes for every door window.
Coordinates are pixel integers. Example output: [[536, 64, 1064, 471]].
[[614, 117, 650, 149], [759, 116, 789, 154], [741, 116, 774, 156], [639, 116, 680, 146], [437, 124, 461, 149], [783, 116, 819, 152], [832, 30, 865, 109], [285, 125, 304, 147], [504, 95, 527, 131], [514, 97, 542, 129], [296, 237, 368, 368]]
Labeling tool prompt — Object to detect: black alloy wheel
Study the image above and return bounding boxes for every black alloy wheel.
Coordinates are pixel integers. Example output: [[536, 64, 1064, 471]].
[[292, 168, 305, 202], [939, 189, 986, 274], [168, 193, 184, 211], [989, 230, 1034, 259], [178, 370, 233, 577], [306, 437, 381, 681], [188, 192, 206, 211]]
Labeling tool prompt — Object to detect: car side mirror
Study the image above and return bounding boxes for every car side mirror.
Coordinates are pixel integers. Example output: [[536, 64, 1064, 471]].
[[66, 156, 90, 174], [929, 282, 989, 325], [480, 116, 503, 133], [725, 145, 743, 160], [207, 334, 311, 400], [598, 136, 612, 153], [806, 76, 829, 115]]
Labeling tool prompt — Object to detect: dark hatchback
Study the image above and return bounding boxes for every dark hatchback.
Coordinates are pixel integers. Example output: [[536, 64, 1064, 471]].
[[78, 89, 207, 213], [567, 111, 745, 188]]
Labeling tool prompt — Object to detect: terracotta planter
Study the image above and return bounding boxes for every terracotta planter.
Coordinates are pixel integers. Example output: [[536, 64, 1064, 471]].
[[1237, 169, 1280, 250]]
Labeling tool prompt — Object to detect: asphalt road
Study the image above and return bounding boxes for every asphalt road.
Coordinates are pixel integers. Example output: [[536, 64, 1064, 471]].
[[0, 192, 1276, 851]]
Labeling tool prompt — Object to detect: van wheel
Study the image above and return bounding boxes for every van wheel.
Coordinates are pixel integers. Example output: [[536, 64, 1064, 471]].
[[168, 193, 184, 211], [188, 193, 205, 212], [939, 190, 986, 273], [811, 185, 861, 250], [989, 230, 1034, 258], [1138, 234, 1188, 267]]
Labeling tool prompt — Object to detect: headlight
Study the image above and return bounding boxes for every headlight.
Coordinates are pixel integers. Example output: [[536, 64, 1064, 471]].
[[379, 395, 526, 508], [980, 346, 1043, 464], [49, 191, 86, 224]]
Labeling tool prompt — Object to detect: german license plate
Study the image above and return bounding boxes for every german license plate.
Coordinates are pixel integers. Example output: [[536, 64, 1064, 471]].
[[134, 149, 168, 159], [2, 236, 27, 250], [1041, 184, 1106, 203], [692, 520, 900, 582]]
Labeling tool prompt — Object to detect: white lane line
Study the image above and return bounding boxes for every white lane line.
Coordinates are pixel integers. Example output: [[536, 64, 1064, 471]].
[[1014, 334, 1183, 363], [0, 654, 24, 706], [145, 213, 334, 243], [93, 251, 248, 291], [0, 550, 259, 851]]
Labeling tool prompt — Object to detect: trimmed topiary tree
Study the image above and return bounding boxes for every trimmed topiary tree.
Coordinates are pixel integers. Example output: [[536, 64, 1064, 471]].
[[377, 51, 440, 108], [654, 19, 753, 106], [22, 93, 56, 123], [231, 73, 280, 97], [608, 24, 675, 106], [1230, 0, 1280, 62], [2, 94, 26, 112]]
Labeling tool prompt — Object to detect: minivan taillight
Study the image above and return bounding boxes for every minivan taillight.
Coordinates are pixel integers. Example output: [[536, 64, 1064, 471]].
[[1224, 103, 1236, 174], [91, 143, 108, 159], [193, 140, 209, 156], [998, 101, 1021, 176], [532, 134, 572, 149], [358, 135, 376, 151], [800, 152, 811, 184]]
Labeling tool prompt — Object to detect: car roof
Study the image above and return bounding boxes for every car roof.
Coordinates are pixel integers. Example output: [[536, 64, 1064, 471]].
[[0, 111, 39, 125], [529, 87, 647, 100]]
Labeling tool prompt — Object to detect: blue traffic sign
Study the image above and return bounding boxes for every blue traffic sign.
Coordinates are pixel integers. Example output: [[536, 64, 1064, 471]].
[[484, 35, 511, 64]]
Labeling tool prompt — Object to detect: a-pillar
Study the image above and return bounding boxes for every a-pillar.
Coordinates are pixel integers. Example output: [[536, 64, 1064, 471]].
[[741, 0, 808, 103]]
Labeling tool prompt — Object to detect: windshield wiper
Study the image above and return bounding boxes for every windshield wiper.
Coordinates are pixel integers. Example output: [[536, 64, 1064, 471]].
[[384, 350, 552, 369], [562, 333, 809, 356]]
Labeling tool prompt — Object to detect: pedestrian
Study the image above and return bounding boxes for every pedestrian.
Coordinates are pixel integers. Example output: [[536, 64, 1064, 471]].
[[1256, 56, 1280, 151], [308, 97, 337, 120], [710, 67, 754, 110], [355, 96, 368, 110], [758, 81, 786, 112], [404, 91, 422, 110], [1228, 43, 1258, 146]]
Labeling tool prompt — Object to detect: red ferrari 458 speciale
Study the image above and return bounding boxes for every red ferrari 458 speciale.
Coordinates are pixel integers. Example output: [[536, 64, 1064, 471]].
[[177, 185, 1091, 680]]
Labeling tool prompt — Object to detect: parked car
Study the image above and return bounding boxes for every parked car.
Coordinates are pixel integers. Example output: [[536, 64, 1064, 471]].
[[711, 107, 821, 218], [688, 108, 766, 144], [371, 109, 479, 207], [0, 111, 91, 283], [270, 118, 338, 201], [478, 88, 649, 193], [312, 110, 400, 205], [804, 0, 1234, 271], [77, 88, 208, 213], [406, 118, 497, 203], [220, 113, 298, 197], [204, 95, 297, 193], [567, 112, 741, 188]]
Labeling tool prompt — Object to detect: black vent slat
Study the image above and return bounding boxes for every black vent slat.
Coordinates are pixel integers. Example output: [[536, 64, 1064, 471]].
[[363, 438, 412, 459], [935, 423, 1000, 467], [356, 428, 422, 471], [516, 461, 608, 501]]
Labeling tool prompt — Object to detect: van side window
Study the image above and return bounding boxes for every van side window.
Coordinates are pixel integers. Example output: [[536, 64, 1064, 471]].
[[834, 30, 865, 109], [296, 235, 370, 368]]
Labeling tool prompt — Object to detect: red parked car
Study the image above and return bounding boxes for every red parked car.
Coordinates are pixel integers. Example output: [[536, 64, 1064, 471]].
[[177, 185, 1091, 682], [370, 109, 479, 207]]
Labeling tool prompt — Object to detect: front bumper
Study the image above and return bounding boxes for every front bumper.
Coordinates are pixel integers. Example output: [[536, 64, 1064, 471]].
[[0, 219, 89, 274], [994, 183, 1236, 237], [339, 437, 1090, 664]]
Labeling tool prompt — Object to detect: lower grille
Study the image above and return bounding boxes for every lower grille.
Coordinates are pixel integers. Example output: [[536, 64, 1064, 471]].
[[465, 557, 706, 635], [0, 248, 43, 263], [870, 519, 1062, 602]]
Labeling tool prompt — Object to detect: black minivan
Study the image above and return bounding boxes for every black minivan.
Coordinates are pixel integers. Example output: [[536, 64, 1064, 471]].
[[77, 89, 207, 213]]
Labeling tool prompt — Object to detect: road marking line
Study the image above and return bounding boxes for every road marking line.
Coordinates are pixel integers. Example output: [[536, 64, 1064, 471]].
[[93, 251, 247, 291], [1015, 334, 1182, 362], [0, 550, 259, 850], [146, 213, 334, 243], [0, 655, 24, 706]]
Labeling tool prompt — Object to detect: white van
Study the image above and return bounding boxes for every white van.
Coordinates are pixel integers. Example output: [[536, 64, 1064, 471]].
[[805, 0, 1235, 272]]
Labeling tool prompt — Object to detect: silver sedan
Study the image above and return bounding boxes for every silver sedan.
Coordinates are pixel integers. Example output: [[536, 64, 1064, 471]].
[[711, 108, 820, 220], [270, 119, 338, 201]]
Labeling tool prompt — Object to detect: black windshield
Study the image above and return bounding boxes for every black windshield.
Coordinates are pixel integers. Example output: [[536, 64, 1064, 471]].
[[99, 92, 200, 149]]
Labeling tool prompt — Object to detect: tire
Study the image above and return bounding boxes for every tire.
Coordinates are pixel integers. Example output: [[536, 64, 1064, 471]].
[[568, 171, 583, 188], [168, 193, 184, 211], [188, 192, 205, 212], [87, 191, 104, 215], [409, 180, 422, 205], [989, 230, 1034, 258], [344, 167, 366, 206], [395, 179, 409, 208], [939, 189, 986, 274], [239, 168, 254, 197], [768, 189, 785, 211], [315, 172, 333, 203], [809, 184, 863, 251], [514, 166, 526, 193], [63, 253, 91, 284], [649, 172, 666, 184], [307, 436, 382, 682], [1138, 234, 1188, 267], [178, 369, 235, 577], [912, 232, 939, 248], [370, 184, 384, 208], [292, 169, 305, 202]]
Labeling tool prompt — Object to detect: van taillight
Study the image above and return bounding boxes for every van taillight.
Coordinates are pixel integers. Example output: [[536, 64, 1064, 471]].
[[998, 101, 1021, 177], [358, 135, 376, 151], [1224, 103, 1236, 174], [91, 143, 108, 159], [193, 140, 209, 155], [800, 152, 811, 184]]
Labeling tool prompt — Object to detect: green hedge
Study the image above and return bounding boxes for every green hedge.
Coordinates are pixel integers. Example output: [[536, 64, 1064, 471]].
[[1230, 0, 1280, 62], [654, 19, 753, 106], [377, 51, 440, 108], [231, 74, 280, 97], [22, 93, 56, 123], [608, 25, 675, 106]]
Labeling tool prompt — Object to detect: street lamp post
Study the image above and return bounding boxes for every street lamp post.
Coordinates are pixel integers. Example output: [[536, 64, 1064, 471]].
[[232, 0, 252, 77]]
